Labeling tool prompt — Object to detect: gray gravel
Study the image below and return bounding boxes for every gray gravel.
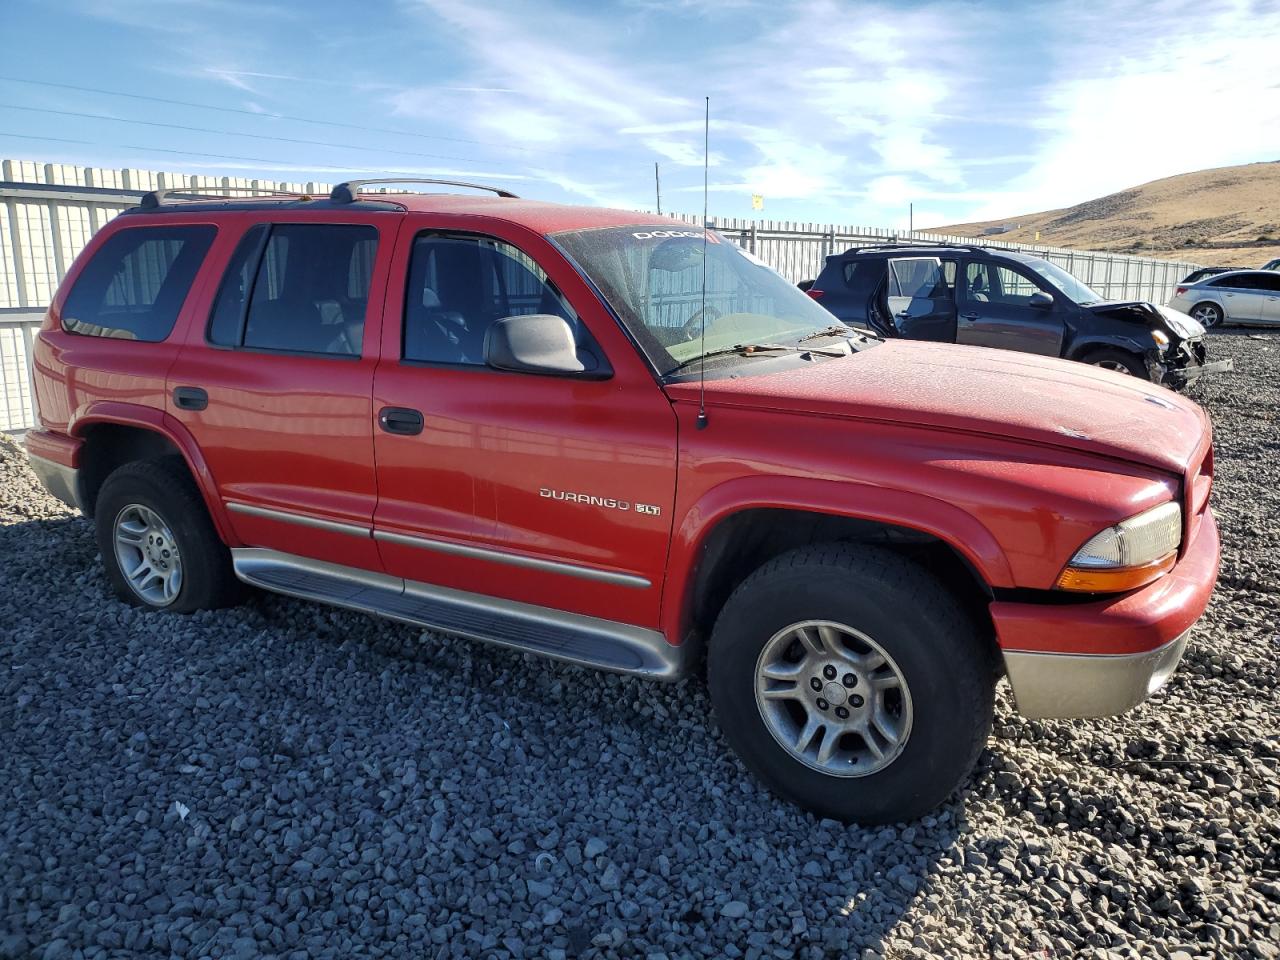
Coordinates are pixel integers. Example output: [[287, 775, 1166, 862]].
[[2, 331, 1279, 959]]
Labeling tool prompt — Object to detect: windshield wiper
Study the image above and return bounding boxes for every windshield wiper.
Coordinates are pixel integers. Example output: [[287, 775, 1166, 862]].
[[665, 342, 813, 376], [799, 323, 881, 345], [666, 341, 849, 376], [797, 325, 850, 343]]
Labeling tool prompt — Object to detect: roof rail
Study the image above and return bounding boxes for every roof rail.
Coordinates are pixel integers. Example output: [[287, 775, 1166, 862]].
[[138, 185, 315, 209], [329, 178, 519, 203], [845, 242, 992, 256]]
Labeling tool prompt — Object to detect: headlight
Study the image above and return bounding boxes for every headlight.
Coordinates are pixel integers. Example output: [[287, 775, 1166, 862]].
[[1151, 329, 1169, 349], [1056, 501, 1182, 592]]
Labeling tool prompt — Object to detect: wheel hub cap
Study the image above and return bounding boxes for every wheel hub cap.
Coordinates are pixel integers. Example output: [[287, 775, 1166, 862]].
[[822, 680, 847, 706], [754, 620, 913, 778], [113, 504, 183, 607]]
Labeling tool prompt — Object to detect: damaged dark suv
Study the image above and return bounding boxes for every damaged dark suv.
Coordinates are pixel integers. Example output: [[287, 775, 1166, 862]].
[[807, 245, 1230, 388]]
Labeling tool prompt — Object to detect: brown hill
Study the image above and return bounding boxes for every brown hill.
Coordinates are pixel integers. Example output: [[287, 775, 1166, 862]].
[[931, 161, 1280, 268]]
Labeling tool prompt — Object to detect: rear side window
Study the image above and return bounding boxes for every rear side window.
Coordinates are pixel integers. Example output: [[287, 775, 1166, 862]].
[[207, 223, 378, 356], [62, 226, 215, 341]]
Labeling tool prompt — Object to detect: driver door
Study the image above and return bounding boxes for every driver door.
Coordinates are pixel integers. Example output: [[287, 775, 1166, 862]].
[[883, 257, 957, 342], [956, 260, 1063, 356], [372, 217, 678, 629]]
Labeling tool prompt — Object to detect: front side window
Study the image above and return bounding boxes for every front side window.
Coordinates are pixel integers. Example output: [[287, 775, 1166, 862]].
[[62, 226, 215, 341], [402, 233, 599, 369], [552, 225, 859, 377], [207, 223, 377, 356]]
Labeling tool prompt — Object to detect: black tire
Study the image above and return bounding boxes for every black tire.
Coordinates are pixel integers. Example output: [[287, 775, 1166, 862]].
[[707, 544, 994, 824], [1082, 347, 1149, 379], [95, 457, 243, 613], [1189, 302, 1223, 329]]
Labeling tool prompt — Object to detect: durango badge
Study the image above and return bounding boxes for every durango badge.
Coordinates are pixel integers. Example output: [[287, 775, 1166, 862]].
[[539, 488, 661, 517]]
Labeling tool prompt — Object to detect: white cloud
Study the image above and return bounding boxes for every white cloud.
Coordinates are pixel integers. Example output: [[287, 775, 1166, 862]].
[[958, 0, 1280, 221]]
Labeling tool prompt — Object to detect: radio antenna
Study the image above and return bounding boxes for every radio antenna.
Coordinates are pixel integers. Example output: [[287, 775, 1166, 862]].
[[696, 95, 710, 431]]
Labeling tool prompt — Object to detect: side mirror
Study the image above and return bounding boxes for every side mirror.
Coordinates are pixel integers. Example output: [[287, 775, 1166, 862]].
[[1029, 290, 1054, 310], [484, 313, 586, 376]]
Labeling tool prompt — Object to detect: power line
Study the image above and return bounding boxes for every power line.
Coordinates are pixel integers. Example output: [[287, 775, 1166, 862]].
[[0, 103, 516, 168], [0, 75, 570, 157], [0, 131, 528, 179]]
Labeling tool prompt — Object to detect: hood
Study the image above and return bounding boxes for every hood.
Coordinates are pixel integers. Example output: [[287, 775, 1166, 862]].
[[1086, 300, 1205, 339], [669, 340, 1209, 475]]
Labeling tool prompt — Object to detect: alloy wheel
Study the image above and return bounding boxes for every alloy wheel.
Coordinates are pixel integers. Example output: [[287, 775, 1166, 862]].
[[754, 620, 913, 777], [113, 503, 183, 606]]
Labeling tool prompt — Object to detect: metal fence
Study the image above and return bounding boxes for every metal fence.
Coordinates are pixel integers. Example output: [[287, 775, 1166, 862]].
[[674, 215, 1201, 303], [1, 157, 1203, 432]]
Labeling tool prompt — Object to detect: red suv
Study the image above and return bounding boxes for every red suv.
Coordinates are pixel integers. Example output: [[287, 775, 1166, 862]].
[[25, 180, 1220, 824]]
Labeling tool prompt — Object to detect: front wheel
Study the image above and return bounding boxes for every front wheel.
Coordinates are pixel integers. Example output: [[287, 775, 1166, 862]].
[[1083, 347, 1150, 379], [707, 544, 994, 824]]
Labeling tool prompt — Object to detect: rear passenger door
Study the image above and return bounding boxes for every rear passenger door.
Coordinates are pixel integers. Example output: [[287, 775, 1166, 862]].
[[1208, 274, 1265, 321], [169, 214, 393, 572], [884, 256, 957, 342], [1258, 272, 1280, 324], [956, 260, 1063, 356]]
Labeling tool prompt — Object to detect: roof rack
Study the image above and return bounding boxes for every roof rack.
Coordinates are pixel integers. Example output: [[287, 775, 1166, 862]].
[[329, 178, 519, 203], [138, 185, 316, 209], [847, 242, 991, 255]]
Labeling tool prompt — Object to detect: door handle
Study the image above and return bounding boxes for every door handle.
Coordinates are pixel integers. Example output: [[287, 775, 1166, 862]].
[[378, 406, 424, 436], [961, 313, 980, 321], [173, 386, 208, 411]]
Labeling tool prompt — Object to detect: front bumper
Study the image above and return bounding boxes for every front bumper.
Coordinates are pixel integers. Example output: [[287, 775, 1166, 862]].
[[992, 510, 1219, 718], [1003, 629, 1190, 719], [1164, 358, 1234, 387]]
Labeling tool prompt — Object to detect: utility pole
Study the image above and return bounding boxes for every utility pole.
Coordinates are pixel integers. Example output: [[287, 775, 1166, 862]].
[[654, 162, 662, 215], [909, 202, 913, 237]]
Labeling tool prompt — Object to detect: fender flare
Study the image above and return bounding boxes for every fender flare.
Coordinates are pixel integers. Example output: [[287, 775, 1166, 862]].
[[70, 401, 238, 545], [661, 475, 1014, 642], [1065, 333, 1154, 363]]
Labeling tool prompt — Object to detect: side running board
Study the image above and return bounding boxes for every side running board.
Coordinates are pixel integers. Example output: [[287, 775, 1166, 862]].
[[231, 548, 691, 682]]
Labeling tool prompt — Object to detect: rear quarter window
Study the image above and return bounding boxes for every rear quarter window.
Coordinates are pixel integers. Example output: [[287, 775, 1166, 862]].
[[61, 225, 215, 341]]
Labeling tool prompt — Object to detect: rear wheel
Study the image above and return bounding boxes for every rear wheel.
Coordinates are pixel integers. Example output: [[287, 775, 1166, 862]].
[[707, 544, 994, 824], [1084, 348, 1149, 379], [95, 457, 243, 613], [1189, 302, 1223, 328]]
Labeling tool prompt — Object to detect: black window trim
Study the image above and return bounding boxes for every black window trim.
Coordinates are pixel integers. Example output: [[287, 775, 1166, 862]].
[[203, 220, 376, 361], [399, 228, 612, 379], [62, 222, 218, 343]]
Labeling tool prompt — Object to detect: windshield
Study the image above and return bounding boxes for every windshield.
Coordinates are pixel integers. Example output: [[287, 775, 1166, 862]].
[[553, 225, 857, 376], [1027, 258, 1103, 304]]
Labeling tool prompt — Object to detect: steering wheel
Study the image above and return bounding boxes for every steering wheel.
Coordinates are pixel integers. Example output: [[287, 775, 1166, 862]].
[[681, 304, 724, 341]]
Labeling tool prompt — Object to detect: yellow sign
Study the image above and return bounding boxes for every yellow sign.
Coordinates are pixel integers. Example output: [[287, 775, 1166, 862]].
[[751, 194, 764, 211]]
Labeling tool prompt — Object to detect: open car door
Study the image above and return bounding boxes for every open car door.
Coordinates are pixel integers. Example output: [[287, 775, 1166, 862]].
[[885, 257, 957, 342]]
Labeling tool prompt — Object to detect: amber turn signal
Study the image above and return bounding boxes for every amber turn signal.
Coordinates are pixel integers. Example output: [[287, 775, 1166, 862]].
[[1055, 552, 1177, 593]]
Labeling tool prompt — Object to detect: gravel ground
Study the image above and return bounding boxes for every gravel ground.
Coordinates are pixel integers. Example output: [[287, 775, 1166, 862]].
[[2, 331, 1278, 960]]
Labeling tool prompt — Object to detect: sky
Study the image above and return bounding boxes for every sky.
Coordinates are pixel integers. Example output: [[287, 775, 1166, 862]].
[[2, 0, 1279, 229]]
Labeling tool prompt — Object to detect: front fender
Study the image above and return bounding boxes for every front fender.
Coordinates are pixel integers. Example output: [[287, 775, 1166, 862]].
[[661, 474, 1013, 643], [1064, 333, 1154, 362]]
